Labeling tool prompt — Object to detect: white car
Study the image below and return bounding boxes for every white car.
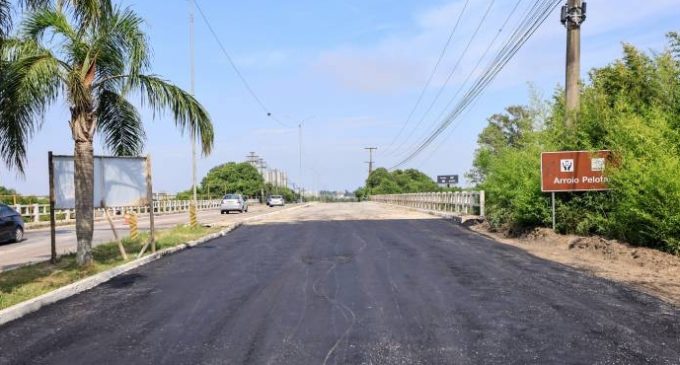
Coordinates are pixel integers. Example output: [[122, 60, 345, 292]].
[[267, 195, 285, 207], [220, 194, 248, 214]]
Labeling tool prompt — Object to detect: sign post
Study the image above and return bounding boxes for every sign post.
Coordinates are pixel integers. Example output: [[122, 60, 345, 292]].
[[541, 150, 612, 230], [48, 151, 57, 264], [146, 154, 155, 253], [551, 192, 556, 230]]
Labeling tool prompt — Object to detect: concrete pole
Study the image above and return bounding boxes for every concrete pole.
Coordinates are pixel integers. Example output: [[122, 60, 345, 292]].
[[364, 147, 377, 176], [298, 123, 302, 203], [565, 0, 582, 128], [189, 0, 198, 227]]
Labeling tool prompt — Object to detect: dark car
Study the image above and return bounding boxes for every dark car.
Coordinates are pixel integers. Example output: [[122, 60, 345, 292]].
[[0, 204, 24, 243]]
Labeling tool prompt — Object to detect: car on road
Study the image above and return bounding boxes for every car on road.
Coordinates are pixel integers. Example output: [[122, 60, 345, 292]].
[[220, 194, 248, 214], [0, 204, 25, 243], [267, 195, 285, 207]]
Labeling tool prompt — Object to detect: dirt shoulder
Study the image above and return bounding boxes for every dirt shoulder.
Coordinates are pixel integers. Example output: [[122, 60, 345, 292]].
[[468, 222, 680, 306]]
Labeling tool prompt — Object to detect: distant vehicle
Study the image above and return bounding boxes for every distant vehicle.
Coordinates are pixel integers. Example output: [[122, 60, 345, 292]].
[[220, 194, 248, 214], [0, 204, 24, 243], [267, 195, 285, 207]]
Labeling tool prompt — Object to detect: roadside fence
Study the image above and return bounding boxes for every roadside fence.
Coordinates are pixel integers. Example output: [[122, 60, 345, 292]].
[[370, 191, 485, 217], [12, 199, 222, 224]]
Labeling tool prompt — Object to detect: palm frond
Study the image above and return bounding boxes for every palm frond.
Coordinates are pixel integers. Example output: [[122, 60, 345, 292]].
[[0, 0, 11, 39], [0, 51, 61, 172], [18, 0, 51, 9], [96, 89, 145, 156], [92, 5, 150, 86], [118, 74, 214, 155], [56, 0, 112, 29], [21, 6, 79, 42]]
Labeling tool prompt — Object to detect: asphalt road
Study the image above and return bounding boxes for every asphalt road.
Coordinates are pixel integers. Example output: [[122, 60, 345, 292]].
[[1, 203, 679, 364], [0, 204, 282, 272]]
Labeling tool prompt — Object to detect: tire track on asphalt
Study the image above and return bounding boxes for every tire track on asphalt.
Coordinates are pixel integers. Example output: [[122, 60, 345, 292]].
[[306, 222, 359, 365]]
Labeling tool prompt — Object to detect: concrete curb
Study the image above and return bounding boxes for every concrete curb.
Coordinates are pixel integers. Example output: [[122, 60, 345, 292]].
[[0, 202, 310, 327]]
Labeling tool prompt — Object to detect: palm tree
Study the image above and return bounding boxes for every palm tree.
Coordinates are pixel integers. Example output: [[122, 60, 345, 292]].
[[1, 1, 214, 266]]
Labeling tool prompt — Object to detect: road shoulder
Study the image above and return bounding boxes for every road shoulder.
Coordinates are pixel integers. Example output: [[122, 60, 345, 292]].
[[466, 222, 680, 307]]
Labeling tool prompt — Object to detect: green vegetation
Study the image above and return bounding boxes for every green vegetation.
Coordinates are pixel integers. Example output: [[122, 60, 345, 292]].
[[0, 224, 220, 310], [0, 186, 48, 205], [177, 162, 299, 202], [469, 33, 680, 253], [355, 168, 446, 200]]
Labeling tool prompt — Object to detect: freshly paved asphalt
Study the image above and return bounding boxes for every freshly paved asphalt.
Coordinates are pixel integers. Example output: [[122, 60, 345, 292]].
[[0, 203, 678, 364]]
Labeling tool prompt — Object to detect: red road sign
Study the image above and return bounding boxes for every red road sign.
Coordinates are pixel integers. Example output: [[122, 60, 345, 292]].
[[541, 150, 612, 192]]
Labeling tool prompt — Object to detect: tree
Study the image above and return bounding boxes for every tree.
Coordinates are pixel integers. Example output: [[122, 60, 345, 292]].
[[365, 167, 439, 195], [467, 106, 533, 184], [200, 162, 263, 197], [0, 1, 214, 266]]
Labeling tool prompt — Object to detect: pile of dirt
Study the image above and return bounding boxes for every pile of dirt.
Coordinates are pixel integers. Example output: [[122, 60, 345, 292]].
[[468, 223, 680, 306]]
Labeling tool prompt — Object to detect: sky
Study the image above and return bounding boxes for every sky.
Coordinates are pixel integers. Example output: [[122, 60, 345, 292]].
[[2, 0, 679, 195]]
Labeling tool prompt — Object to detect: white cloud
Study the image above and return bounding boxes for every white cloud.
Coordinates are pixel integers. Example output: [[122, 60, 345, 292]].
[[315, 47, 427, 93], [313, 0, 679, 95]]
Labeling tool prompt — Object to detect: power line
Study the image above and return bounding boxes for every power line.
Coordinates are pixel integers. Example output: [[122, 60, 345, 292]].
[[391, 0, 525, 164], [386, 0, 496, 158], [391, 0, 561, 169], [382, 0, 471, 155], [190, 0, 287, 127]]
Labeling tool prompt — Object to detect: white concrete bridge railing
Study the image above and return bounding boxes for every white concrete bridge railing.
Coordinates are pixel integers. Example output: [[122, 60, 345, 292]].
[[370, 191, 485, 217], [11, 200, 222, 224]]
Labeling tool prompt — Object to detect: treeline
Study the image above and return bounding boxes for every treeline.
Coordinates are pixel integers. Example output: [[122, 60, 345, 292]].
[[0, 186, 47, 205], [355, 168, 454, 200], [469, 33, 680, 253], [176, 162, 298, 202]]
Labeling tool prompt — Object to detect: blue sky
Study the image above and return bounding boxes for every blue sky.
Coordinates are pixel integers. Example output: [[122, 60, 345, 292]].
[[2, 0, 679, 195]]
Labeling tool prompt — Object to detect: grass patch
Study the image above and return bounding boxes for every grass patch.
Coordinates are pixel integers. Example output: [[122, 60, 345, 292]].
[[0, 225, 221, 311]]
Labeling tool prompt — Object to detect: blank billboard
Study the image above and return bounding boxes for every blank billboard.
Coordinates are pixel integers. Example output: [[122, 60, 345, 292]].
[[53, 156, 147, 209]]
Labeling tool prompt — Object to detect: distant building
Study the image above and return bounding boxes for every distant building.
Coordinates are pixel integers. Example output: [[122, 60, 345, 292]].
[[245, 152, 288, 189]]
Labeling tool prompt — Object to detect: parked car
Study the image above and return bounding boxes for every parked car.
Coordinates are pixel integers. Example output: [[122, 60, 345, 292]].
[[220, 194, 248, 214], [267, 195, 285, 207], [0, 204, 24, 243]]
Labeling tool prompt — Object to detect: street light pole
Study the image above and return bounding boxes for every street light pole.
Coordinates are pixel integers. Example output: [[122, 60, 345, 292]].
[[298, 122, 302, 203], [189, 0, 198, 227], [296, 116, 315, 203]]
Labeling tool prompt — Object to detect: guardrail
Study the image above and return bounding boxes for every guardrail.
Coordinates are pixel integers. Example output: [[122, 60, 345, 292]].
[[11, 200, 222, 224], [370, 191, 485, 217]]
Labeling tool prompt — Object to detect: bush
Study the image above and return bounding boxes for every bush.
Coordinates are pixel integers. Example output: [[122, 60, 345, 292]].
[[364, 167, 441, 195], [470, 34, 680, 253]]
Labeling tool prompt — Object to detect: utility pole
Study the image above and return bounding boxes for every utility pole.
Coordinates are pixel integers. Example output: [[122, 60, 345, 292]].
[[246, 152, 259, 166], [561, 0, 586, 128], [257, 157, 266, 203], [298, 123, 303, 203], [188, 0, 198, 227], [364, 147, 377, 177]]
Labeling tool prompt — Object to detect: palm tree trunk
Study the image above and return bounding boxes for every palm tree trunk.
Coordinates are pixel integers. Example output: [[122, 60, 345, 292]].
[[72, 110, 95, 266]]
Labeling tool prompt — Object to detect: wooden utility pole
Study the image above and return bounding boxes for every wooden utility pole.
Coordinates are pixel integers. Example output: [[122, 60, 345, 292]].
[[562, 0, 586, 127], [146, 155, 156, 253], [48, 151, 57, 264]]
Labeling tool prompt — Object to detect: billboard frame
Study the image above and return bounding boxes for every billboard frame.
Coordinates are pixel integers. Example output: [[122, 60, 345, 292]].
[[48, 152, 156, 261]]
